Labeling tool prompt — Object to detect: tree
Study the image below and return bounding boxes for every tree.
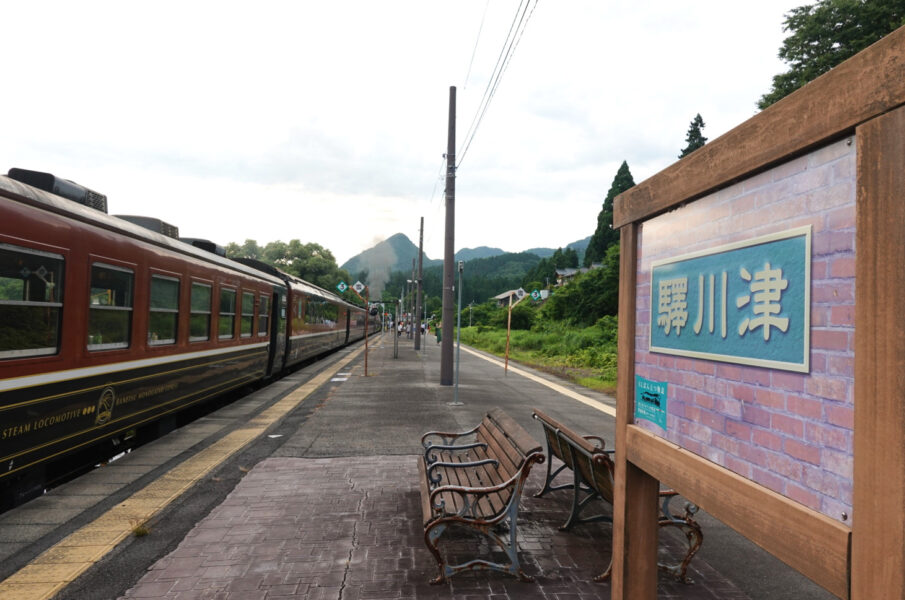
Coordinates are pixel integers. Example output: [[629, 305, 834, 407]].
[[584, 161, 635, 267], [225, 239, 264, 260], [678, 114, 707, 158], [543, 244, 621, 326], [758, 0, 905, 109], [227, 239, 351, 294], [523, 257, 555, 289]]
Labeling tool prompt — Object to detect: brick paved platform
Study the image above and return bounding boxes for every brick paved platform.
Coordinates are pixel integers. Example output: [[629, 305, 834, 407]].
[[119, 455, 750, 600]]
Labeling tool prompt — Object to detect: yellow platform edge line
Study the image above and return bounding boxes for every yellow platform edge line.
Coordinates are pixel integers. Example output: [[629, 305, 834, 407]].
[[0, 342, 369, 599]]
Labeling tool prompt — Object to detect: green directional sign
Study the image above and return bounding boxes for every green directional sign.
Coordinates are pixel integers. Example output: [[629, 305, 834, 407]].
[[336, 281, 348, 293], [531, 289, 540, 301]]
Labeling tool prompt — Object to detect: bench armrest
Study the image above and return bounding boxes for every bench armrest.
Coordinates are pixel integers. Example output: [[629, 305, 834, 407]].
[[583, 435, 606, 450], [421, 424, 481, 448], [427, 458, 499, 485], [592, 449, 616, 469], [660, 489, 700, 524]]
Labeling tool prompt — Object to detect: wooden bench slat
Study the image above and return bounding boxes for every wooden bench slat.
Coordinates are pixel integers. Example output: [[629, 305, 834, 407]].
[[476, 422, 520, 473], [454, 446, 508, 516], [482, 425, 523, 475], [489, 407, 543, 456], [450, 450, 495, 516]]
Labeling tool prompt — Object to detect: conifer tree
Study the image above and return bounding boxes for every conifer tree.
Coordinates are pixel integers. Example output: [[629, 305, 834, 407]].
[[678, 114, 707, 158], [584, 161, 635, 267]]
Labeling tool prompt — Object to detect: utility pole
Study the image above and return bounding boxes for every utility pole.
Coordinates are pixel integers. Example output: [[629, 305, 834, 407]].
[[454, 260, 464, 404], [409, 258, 416, 339], [414, 217, 424, 350], [440, 86, 456, 385]]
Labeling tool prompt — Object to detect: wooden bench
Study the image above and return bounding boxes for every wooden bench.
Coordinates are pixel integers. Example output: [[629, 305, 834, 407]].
[[418, 408, 545, 583], [532, 408, 703, 583]]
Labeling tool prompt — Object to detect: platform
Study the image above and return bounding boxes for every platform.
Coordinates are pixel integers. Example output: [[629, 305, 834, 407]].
[[117, 334, 740, 599], [0, 333, 834, 599]]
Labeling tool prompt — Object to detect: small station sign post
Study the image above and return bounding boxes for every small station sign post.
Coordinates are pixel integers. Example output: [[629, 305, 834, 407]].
[[339, 280, 371, 377]]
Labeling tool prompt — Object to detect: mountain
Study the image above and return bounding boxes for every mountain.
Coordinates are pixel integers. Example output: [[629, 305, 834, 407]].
[[523, 236, 592, 263], [455, 246, 505, 262], [340, 233, 441, 280], [522, 247, 555, 258], [420, 251, 543, 306], [340, 236, 507, 276], [566, 236, 592, 263], [341, 233, 593, 296]]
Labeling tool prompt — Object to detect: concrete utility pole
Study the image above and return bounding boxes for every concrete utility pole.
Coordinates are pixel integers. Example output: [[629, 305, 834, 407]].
[[409, 258, 416, 339], [440, 86, 456, 385], [414, 217, 424, 350]]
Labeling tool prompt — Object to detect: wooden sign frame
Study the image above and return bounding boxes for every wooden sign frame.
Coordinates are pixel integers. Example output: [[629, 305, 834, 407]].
[[611, 26, 905, 600]]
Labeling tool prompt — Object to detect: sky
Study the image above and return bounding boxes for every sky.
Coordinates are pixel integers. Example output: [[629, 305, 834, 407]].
[[1, 1, 803, 267]]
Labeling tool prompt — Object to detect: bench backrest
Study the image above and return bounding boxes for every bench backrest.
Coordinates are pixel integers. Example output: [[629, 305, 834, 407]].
[[533, 408, 615, 503], [476, 408, 543, 480]]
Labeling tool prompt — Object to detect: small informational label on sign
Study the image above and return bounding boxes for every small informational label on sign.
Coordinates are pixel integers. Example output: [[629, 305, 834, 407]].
[[635, 375, 668, 431]]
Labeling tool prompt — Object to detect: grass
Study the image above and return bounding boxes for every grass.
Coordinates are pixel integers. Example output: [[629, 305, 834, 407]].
[[130, 519, 151, 538]]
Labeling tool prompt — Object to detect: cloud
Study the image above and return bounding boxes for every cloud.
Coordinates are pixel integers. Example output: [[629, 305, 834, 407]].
[[0, 1, 801, 267]]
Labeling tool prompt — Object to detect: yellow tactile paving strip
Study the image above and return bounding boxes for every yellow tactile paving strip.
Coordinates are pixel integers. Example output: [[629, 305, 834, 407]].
[[461, 345, 617, 417], [0, 341, 371, 600]]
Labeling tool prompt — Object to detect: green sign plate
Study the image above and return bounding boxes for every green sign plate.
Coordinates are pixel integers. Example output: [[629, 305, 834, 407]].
[[649, 226, 811, 373]]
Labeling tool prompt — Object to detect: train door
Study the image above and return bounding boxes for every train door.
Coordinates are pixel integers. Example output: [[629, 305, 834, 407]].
[[344, 308, 351, 343], [268, 286, 288, 374]]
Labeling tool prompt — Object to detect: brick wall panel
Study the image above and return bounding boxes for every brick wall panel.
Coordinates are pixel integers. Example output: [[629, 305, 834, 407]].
[[634, 137, 855, 523]]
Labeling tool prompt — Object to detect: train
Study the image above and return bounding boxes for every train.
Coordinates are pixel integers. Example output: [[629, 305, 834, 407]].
[[0, 168, 379, 509]]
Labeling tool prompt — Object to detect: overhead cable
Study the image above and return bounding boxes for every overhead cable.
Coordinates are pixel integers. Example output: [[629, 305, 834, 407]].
[[457, 0, 540, 168], [463, 0, 491, 90]]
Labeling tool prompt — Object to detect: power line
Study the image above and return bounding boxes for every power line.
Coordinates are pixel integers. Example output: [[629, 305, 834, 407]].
[[428, 155, 446, 206], [459, 0, 527, 166], [463, 0, 491, 90], [457, 0, 539, 168]]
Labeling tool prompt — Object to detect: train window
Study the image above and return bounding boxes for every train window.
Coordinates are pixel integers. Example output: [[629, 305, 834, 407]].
[[149, 275, 179, 345], [0, 243, 64, 359], [278, 295, 287, 334], [189, 282, 212, 341], [88, 263, 133, 350], [324, 302, 338, 328], [219, 287, 236, 339], [240, 291, 254, 338], [306, 296, 321, 325], [258, 294, 270, 336], [293, 297, 304, 331]]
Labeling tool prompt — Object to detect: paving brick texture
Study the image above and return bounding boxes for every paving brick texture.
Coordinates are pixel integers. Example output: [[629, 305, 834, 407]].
[[119, 455, 749, 600]]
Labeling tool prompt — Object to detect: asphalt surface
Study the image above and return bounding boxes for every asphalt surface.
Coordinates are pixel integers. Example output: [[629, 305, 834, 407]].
[[0, 332, 836, 599]]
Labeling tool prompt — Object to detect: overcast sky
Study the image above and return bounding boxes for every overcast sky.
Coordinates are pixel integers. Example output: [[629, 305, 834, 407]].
[[2, 1, 801, 266]]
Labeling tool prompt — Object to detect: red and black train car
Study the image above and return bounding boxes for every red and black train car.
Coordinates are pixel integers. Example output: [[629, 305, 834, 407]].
[[0, 169, 377, 508]]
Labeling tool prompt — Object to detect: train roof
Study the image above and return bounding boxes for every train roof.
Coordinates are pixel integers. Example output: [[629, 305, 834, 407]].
[[232, 257, 362, 311], [0, 173, 366, 310], [0, 174, 286, 286]]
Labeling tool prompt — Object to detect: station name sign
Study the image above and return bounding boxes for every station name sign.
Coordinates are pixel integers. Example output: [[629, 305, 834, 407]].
[[649, 226, 811, 373]]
